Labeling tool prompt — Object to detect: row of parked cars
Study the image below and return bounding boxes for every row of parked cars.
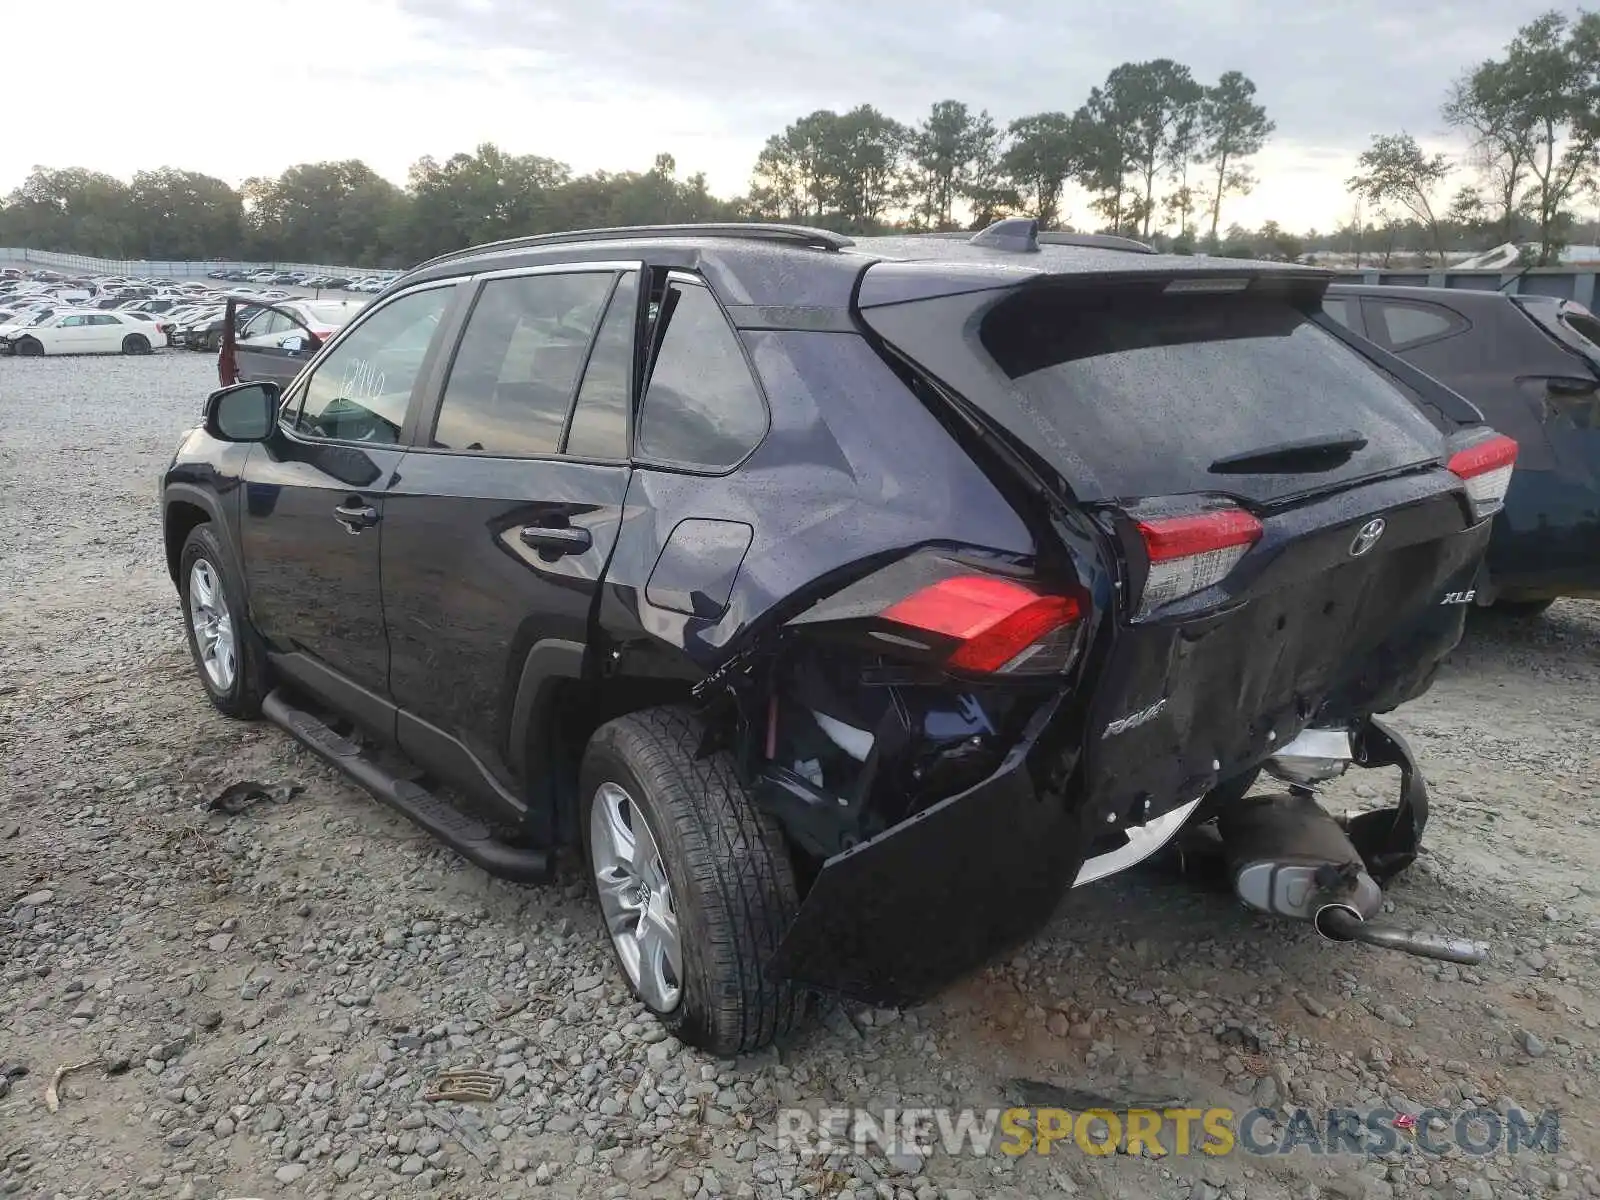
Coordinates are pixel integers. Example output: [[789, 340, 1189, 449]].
[[166, 220, 1596, 1054], [0, 268, 371, 357], [205, 267, 395, 292]]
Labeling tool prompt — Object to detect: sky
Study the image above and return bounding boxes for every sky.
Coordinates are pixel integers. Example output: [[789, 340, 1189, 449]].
[[3, 0, 1585, 233]]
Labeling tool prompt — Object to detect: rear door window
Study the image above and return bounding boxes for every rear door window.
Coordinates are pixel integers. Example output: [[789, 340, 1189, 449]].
[[431, 271, 612, 456], [563, 271, 639, 460], [636, 280, 767, 470]]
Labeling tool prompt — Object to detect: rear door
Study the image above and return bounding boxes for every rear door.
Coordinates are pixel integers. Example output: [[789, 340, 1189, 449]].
[[93, 313, 132, 351], [238, 280, 460, 727], [859, 270, 1492, 829], [379, 263, 637, 826]]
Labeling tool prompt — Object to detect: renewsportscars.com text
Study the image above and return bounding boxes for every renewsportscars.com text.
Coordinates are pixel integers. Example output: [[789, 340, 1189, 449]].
[[777, 1106, 1561, 1160]]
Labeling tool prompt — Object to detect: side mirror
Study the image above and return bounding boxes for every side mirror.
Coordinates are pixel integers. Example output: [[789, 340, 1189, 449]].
[[204, 381, 281, 443], [280, 334, 306, 353]]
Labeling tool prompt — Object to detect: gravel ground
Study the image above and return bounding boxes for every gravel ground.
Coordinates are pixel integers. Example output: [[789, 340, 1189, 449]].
[[2, 352, 1598, 1200]]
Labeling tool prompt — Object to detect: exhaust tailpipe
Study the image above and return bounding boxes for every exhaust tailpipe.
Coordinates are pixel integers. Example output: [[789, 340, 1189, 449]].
[[1219, 791, 1488, 966], [1314, 904, 1488, 965]]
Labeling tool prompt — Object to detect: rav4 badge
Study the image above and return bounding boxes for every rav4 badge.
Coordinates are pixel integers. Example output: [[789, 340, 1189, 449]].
[[1103, 698, 1168, 739]]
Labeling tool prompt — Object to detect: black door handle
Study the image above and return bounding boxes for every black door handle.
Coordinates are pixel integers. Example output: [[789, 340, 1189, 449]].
[[334, 501, 379, 533], [520, 525, 591, 555]]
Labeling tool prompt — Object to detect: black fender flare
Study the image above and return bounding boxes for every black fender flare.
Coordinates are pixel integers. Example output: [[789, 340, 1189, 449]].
[[508, 638, 586, 845], [162, 482, 244, 590]]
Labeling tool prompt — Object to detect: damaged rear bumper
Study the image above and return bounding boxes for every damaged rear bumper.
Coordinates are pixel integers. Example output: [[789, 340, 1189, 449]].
[[767, 712, 1433, 1005], [768, 699, 1091, 1005]]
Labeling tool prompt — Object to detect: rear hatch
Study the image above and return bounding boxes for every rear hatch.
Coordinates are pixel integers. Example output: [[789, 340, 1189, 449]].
[[858, 262, 1501, 826]]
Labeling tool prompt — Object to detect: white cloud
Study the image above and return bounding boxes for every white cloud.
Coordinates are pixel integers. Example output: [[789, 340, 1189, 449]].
[[0, 0, 1578, 232]]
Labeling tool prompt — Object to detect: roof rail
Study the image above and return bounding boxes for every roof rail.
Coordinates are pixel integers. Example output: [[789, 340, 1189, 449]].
[[412, 223, 854, 272]]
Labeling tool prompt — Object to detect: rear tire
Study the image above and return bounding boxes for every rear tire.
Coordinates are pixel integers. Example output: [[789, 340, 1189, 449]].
[[1489, 597, 1555, 618], [179, 523, 269, 719], [580, 707, 803, 1056], [15, 336, 42, 357], [122, 333, 151, 355]]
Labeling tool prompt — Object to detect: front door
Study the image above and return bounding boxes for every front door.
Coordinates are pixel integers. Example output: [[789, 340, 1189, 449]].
[[380, 265, 638, 815], [239, 281, 460, 724], [52, 314, 100, 352], [234, 304, 322, 389]]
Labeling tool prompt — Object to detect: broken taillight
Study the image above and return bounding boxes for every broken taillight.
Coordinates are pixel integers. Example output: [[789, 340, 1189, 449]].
[[1446, 433, 1517, 522], [881, 575, 1082, 675], [1134, 508, 1263, 618]]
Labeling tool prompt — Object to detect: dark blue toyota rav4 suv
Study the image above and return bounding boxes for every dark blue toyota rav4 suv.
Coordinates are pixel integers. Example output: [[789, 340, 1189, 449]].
[[163, 220, 1509, 1053]]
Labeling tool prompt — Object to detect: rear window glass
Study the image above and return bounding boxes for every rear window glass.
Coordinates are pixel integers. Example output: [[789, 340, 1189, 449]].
[[977, 289, 1442, 503]]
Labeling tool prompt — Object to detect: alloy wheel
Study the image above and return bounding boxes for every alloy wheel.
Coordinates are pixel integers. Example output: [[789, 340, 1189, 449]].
[[188, 559, 237, 691], [589, 781, 683, 1012]]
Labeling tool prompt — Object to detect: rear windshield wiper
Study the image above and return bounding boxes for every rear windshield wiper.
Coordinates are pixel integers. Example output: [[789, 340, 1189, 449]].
[[1209, 430, 1369, 475]]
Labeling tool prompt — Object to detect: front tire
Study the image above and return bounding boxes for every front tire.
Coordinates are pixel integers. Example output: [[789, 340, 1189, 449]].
[[15, 336, 42, 356], [179, 524, 268, 718], [122, 333, 151, 355], [580, 707, 803, 1056]]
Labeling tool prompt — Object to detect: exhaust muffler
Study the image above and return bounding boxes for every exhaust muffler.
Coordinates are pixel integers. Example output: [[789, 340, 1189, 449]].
[[1218, 790, 1487, 966]]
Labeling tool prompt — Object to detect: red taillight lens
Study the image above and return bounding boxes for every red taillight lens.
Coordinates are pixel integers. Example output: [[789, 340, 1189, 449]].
[[1134, 508, 1263, 618], [1447, 433, 1517, 521], [881, 575, 1082, 675]]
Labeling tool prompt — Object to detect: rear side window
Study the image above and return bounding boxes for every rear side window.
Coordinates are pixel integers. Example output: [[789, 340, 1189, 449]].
[[973, 289, 1443, 503], [636, 281, 767, 470], [1365, 299, 1462, 350], [432, 272, 612, 456]]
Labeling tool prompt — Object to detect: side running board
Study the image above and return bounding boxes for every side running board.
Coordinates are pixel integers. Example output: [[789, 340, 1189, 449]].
[[261, 689, 552, 884]]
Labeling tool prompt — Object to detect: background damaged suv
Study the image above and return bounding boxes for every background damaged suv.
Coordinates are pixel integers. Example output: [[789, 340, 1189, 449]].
[[162, 220, 1512, 1054]]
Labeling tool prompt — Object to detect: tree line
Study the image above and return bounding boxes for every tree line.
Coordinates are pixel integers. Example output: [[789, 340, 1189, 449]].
[[0, 152, 735, 267], [2, 10, 1597, 269], [1348, 8, 1600, 265], [745, 62, 1271, 243]]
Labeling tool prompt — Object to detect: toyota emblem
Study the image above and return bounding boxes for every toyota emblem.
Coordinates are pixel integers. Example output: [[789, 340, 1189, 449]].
[[1349, 518, 1387, 557]]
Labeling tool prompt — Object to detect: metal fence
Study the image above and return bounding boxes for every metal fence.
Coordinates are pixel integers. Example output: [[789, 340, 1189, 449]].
[[0, 247, 393, 280], [1330, 267, 1597, 308]]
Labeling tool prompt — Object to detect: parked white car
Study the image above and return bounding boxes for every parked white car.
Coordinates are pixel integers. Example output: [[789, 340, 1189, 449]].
[[0, 309, 162, 355]]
